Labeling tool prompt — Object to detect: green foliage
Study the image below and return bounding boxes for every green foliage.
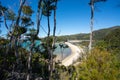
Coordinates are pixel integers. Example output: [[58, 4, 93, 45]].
[[94, 40, 107, 50], [94, 28, 120, 60], [41, 36, 54, 48], [104, 28, 120, 51], [93, 26, 120, 40], [52, 64, 77, 80], [6, 9, 16, 21], [21, 16, 31, 24], [42, 0, 56, 16], [1, 0, 119, 79], [22, 5, 33, 16], [77, 48, 120, 80], [68, 65, 77, 80], [21, 6, 34, 27], [25, 28, 40, 41], [94, 27, 120, 58], [0, 38, 9, 45], [12, 26, 27, 36], [56, 33, 89, 42], [32, 53, 49, 79]]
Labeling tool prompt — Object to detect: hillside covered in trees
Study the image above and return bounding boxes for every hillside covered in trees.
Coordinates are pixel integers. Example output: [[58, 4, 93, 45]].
[[56, 26, 120, 41]]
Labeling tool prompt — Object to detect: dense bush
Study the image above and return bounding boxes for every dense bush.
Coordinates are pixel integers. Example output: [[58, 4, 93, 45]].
[[77, 48, 120, 80]]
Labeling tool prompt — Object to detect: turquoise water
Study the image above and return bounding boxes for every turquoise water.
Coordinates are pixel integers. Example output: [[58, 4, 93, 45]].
[[21, 40, 41, 50], [21, 40, 71, 59], [53, 43, 71, 60]]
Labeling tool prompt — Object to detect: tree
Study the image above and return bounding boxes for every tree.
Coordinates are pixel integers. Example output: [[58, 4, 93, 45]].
[[11, 0, 27, 69], [20, 3, 35, 80], [53, 0, 58, 48], [0, 0, 60, 79], [0, 2, 6, 35], [1, 0, 36, 79], [88, 0, 107, 51], [42, 0, 58, 79], [26, 28, 36, 80], [0, 2, 8, 34], [52, 0, 58, 79]]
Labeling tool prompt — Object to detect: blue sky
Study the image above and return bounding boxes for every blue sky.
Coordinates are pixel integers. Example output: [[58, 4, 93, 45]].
[[0, 0, 120, 37]]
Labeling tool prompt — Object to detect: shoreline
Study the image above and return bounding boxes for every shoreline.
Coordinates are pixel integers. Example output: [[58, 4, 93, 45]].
[[61, 42, 84, 66]]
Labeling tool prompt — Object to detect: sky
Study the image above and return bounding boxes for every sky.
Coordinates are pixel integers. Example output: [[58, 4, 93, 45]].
[[0, 0, 120, 37]]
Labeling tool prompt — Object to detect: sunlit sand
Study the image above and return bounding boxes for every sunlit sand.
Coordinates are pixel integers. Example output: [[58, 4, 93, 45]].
[[61, 42, 84, 66]]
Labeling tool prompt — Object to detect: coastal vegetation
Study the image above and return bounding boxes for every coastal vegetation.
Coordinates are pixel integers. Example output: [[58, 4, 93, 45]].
[[0, 0, 120, 80]]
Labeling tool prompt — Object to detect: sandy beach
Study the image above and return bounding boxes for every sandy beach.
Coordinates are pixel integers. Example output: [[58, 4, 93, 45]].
[[61, 42, 84, 66]]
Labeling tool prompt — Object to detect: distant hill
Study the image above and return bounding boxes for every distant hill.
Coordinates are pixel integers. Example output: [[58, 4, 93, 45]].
[[93, 26, 120, 40], [56, 26, 120, 41]]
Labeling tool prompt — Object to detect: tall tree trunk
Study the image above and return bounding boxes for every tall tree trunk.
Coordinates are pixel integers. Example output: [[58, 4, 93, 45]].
[[36, 0, 42, 36], [89, 2, 94, 51], [53, 2, 57, 45], [47, 15, 52, 80], [51, 1, 57, 80], [26, 41, 34, 80], [14, 0, 26, 69], [89, 0, 107, 51], [47, 16, 50, 37], [26, 51, 32, 80], [16, 0, 26, 26]]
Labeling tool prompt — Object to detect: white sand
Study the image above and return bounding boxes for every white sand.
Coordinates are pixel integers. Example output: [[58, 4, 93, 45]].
[[61, 42, 84, 66]]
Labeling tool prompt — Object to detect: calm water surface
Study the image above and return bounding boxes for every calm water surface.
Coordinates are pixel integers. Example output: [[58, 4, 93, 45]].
[[21, 40, 71, 60]]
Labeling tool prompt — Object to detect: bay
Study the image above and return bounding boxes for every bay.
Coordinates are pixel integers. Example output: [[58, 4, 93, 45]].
[[21, 40, 71, 60]]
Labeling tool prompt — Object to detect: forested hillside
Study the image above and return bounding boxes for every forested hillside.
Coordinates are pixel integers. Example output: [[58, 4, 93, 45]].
[[76, 27, 120, 80], [93, 26, 120, 40], [56, 26, 120, 41]]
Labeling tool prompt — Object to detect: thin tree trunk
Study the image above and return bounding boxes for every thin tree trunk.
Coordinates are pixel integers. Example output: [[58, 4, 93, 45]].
[[1, 10, 11, 54], [26, 51, 32, 80], [47, 15, 52, 80], [16, 0, 26, 26], [15, 37, 19, 64], [53, 2, 57, 44], [89, 0, 107, 50], [36, 0, 42, 36], [26, 41, 34, 80], [89, 2, 94, 51], [14, 0, 26, 68], [51, 1, 57, 79], [47, 16, 50, 37], [1, 11, 9, 30]]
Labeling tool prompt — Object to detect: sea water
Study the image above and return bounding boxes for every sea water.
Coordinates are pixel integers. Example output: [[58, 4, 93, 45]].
[[21, 40, 71, 60], [53, 43, 71, 60], [21, 40, 44, 51]]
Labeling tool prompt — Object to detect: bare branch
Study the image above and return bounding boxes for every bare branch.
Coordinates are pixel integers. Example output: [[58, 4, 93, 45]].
[[16, 0, 26, 26]]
